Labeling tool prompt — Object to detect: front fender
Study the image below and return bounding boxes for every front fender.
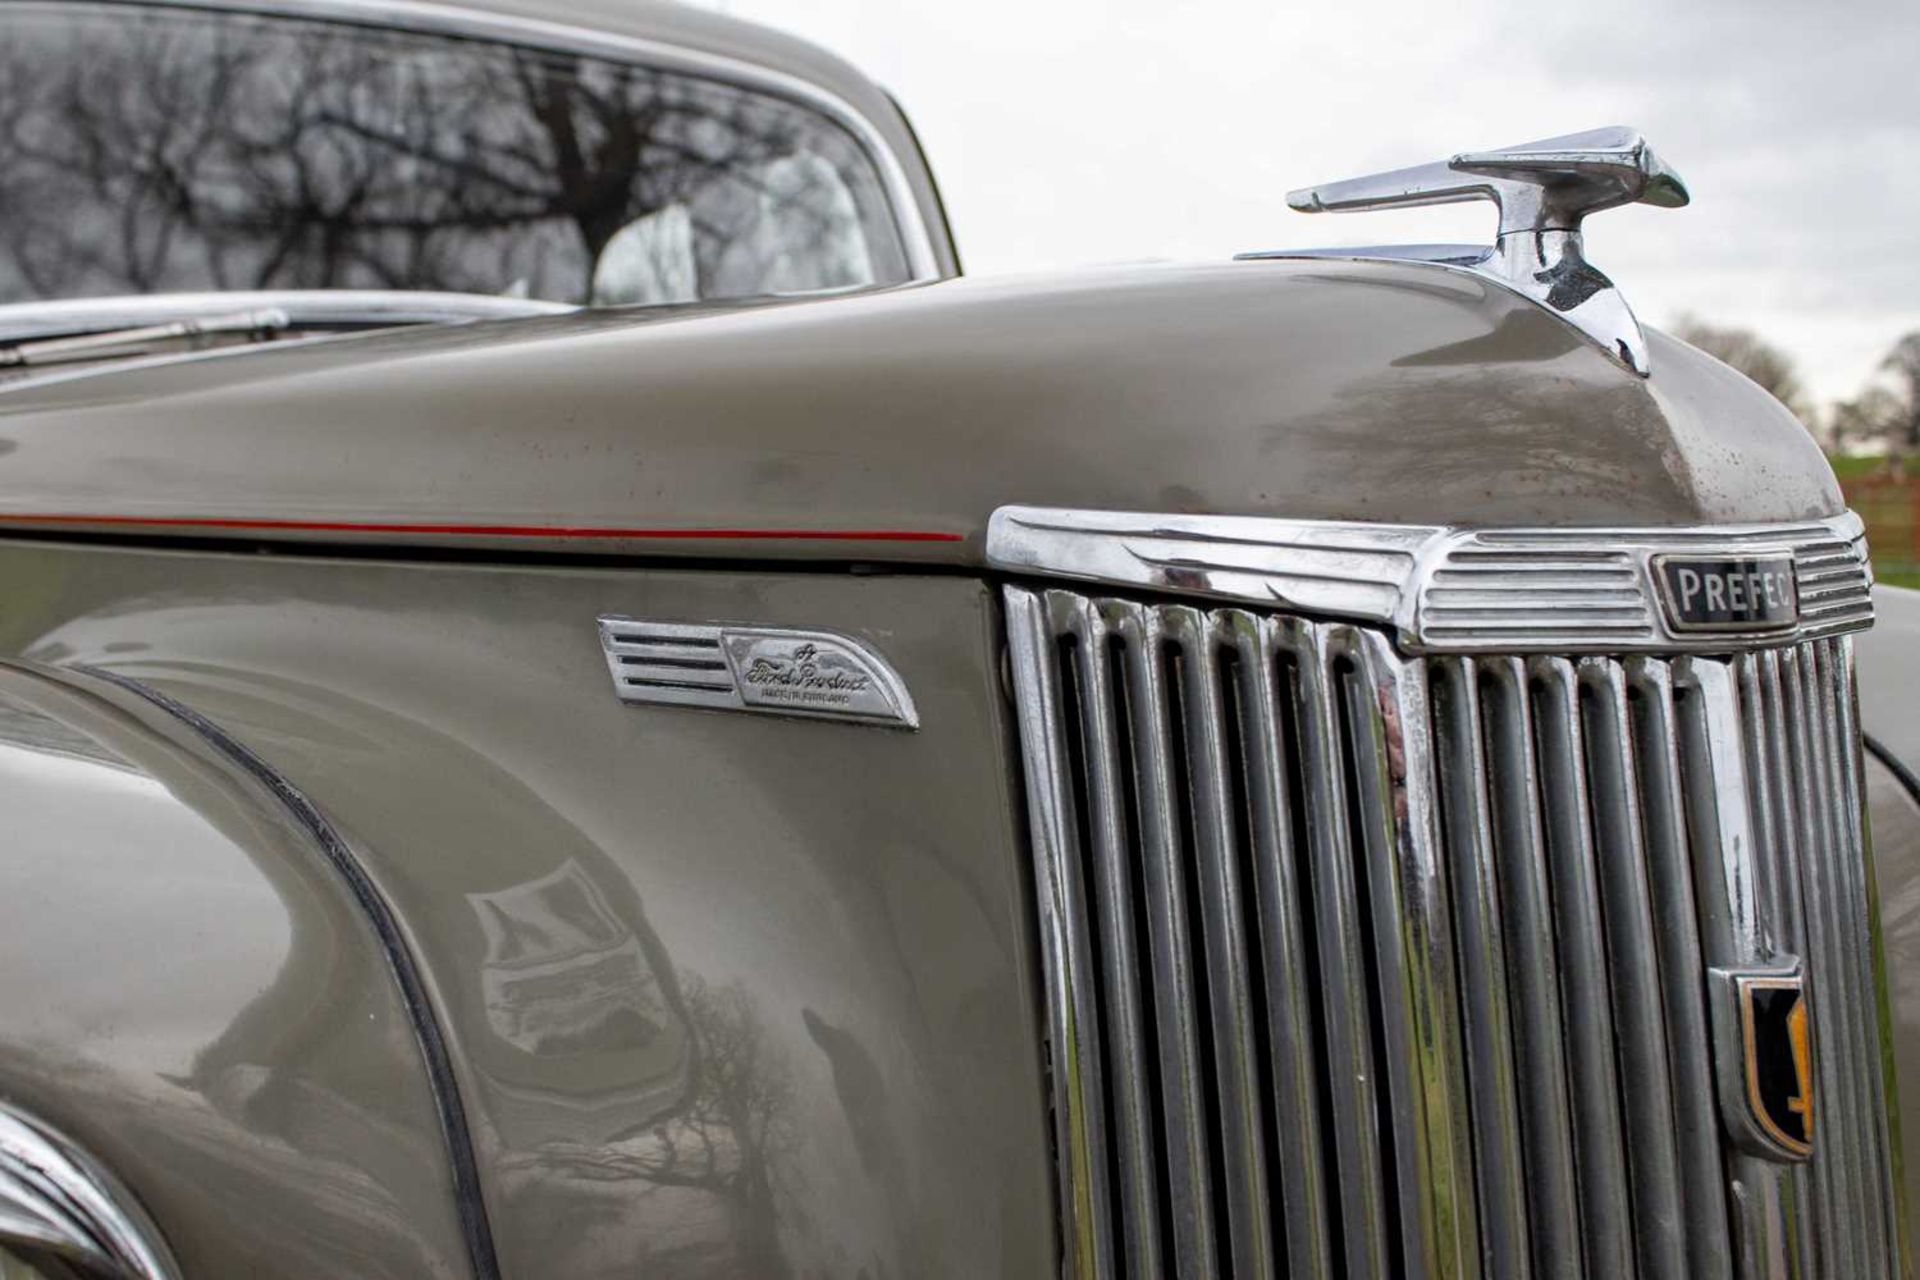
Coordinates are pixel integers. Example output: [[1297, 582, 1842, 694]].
[[0, 663, 474, 1279], [0, 541, 1056, 1279]]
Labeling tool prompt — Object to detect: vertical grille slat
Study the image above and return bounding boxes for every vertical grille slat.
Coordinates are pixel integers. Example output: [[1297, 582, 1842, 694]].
[[1117, 604, 1221, 1277], [1478, 658, 1583, 1280], [1226, 614, 1335, 1280], [1064, 597, 1166, 1278], [1165, 609, 1278, 1280], [1430, 657, 1530, 1280], [1525, 657, 1636, 1280], [1675, 656, 1798, 1278], [1573, 659, 1688, 1280], [1005, 587, 1902, 1280], [1288, 622, 1393, 1280], [1804, 644, 1896, 1274], [1815, 639, 1901, 1273], [1753, 649, 1846, 1279], [1786, 643, 1890, 1279], [1003, 588, 1118, 1278], [1341, 630, 1476, 1280], [1824, 638, 1908, 1272], [1622, 658, 1735, 1280]]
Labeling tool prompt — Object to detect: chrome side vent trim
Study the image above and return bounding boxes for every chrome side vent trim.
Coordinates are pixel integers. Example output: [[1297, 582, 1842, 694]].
[[598, 620, 741, 711], [1792, 528, 1875, 634], [1420, 546, 1655, 645], [596, 618, 918, 728], [1006, 585, 1901, 1279]]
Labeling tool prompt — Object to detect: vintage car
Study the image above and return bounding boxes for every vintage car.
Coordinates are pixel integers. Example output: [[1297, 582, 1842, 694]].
[[0, 1, 1914, 1278]]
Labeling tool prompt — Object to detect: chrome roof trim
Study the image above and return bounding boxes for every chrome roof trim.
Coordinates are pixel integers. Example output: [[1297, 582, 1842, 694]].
[[68, 0, 944, 282], [987, 504, 1874, 653], [0, 1101, 181, 1279]]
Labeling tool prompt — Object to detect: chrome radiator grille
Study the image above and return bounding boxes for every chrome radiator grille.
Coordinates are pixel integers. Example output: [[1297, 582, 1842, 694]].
[[1005, 587, 1902, 1280]]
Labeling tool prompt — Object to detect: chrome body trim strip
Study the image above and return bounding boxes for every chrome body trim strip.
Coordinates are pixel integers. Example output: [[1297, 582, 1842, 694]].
[[65, 0, 945, 282], [0, 1102, 181, 1279], [987, 505, 1874, 652]]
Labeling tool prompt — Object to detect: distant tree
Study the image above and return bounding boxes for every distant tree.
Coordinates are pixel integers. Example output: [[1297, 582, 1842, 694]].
[[1876, 333, 1920, 450], [1831, 385, 1903, 455], [1672, 314, 1815, 428], [1828, 331, 1920, 455]]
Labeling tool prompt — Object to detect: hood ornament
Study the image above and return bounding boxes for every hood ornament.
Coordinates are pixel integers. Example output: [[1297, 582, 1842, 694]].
[[1254, 126, 1689, 376]]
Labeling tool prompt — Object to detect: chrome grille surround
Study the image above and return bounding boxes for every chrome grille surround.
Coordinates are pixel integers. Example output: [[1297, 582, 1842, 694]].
[[1000, 510, 1901, 1280], [989, 506, 1872, 652]]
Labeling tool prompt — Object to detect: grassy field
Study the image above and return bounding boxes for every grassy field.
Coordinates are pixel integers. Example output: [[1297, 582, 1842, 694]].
[[1831, 454, 1897, 481], [1829, 455, 1920, 587]]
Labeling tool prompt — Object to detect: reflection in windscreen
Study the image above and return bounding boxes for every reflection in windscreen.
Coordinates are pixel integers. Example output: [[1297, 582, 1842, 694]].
[[0, 4, 912, 306]]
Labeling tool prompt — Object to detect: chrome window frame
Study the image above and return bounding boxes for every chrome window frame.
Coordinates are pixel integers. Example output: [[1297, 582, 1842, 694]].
[[15, 0, 946, 284]]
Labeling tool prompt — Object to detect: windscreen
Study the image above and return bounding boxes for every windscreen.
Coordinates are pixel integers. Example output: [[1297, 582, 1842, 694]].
[[0, 3, 915, 306]]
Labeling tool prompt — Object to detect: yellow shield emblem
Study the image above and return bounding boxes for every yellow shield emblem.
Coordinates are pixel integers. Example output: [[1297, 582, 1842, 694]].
[[1736, 971, 1814, 1158]]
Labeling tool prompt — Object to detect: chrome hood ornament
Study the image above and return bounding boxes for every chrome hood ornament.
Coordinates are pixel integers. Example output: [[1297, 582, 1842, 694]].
[[1256, 126, 1689, 376]]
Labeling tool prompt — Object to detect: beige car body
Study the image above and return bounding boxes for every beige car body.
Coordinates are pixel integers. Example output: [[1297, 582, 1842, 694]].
[[0, 2, 1910, 1278]]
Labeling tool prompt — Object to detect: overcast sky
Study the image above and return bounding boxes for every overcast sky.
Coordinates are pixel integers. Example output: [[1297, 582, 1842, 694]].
[[701, 0, 1920, 408]]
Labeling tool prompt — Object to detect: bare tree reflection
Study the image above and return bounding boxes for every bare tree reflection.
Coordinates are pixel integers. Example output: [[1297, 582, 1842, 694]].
[[528, 971, 797, 1275], [0, 4, 908, 306], [625, 974, 794, 1225]]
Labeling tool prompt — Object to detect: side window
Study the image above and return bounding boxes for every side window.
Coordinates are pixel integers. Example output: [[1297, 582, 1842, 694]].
[[0, 4, 914, 307]]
